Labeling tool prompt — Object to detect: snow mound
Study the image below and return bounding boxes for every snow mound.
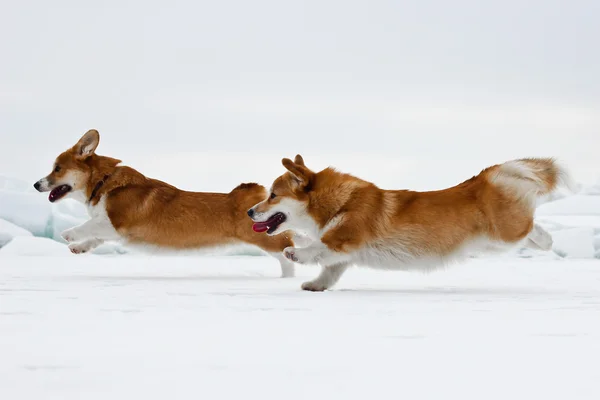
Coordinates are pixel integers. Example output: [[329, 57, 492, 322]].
[[550, 227, 596, 259], [536, 194, 600, 217], [52, 197, 89, 220], [50, 206, 87, 242], [0, 188, 53, 237], [0, 176, 89, 240], [0, 218, 33, 247], [533, 184, 600, 259], [0, 236, 72, 256]]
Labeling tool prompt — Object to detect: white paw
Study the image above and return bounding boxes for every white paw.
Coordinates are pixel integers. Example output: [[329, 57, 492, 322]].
[[283, 246, 318, 264], [61, 228, 79, 243], [68, 242, 91, 254], [301, 280, 329, 292], [283, 246, 301, 263]]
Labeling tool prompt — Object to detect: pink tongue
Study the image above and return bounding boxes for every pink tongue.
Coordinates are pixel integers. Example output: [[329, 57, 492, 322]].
[[252, 222, 270, 233]]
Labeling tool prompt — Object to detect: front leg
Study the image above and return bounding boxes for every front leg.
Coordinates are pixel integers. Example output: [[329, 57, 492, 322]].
[[283, 244, 324, 264], [62, 217, 121, 243], [269, 252, 295, 278], [284, 241, 354, 265]]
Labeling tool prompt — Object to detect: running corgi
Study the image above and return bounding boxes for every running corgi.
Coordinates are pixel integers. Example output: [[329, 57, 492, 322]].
[[248, 155, 574, 290], [34, 130, 298, 277]]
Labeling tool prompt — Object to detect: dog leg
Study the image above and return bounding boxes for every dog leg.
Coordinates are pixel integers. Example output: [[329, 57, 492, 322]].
[[62, 217, 121, 243], [291, 232, 313, 248], [68, 238, 104, 254], [283, 244, 323, 264], [284, 241, 353, 265], [270, 252, 295, 278], [301, 262, 350, 292], [524, 223, 553, 251]]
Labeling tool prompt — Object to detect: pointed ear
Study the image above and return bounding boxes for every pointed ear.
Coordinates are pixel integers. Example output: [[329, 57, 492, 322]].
[[73, 129, 100, 159], [282, 157, 313, 189], [294, 154, 305, 166]]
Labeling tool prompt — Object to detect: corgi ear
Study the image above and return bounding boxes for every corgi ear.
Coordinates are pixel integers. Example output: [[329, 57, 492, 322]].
[[294, 154, 305, 166], [73, 129, 100, 159], [282, 157, 313, 189]]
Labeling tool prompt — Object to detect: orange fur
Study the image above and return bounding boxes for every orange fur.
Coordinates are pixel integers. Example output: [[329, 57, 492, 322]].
[[35, 130, 295, 266], [250, 155, 571, 290]]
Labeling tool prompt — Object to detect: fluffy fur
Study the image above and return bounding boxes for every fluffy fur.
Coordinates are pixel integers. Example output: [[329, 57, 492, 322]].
[[34, 130, 297, 277], [248, 155, 573, 291]]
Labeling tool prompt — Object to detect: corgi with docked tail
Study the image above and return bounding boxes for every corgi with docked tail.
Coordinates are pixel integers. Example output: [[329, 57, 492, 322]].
[[248, 155, 574, 291], [33, 130, 299, 277]]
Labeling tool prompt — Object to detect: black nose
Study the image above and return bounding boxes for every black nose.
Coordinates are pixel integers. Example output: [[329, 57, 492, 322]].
[[247, 208, 255, 218], [33, 181, 41, 191]]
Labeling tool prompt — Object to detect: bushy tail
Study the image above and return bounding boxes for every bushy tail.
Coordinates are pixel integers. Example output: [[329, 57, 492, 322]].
[[487, 158, 577, 205]]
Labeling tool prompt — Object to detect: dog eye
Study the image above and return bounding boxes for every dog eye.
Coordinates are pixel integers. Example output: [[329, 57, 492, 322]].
[[270, 192, 276, 199], [54, 165, 61, 173]]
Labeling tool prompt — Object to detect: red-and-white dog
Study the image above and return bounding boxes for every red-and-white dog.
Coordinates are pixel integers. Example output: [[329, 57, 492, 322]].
[[248, 155, 574, 291], [34, 130, 299, 277]]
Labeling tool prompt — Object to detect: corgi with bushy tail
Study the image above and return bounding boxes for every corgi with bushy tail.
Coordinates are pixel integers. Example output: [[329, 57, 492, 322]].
[[248, 155, 575, 291]]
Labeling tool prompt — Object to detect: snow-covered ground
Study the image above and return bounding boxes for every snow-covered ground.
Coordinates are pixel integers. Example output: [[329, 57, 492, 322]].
[[2, 0, 599, 396], [1, 174, 599, 399], [0, 255, 599, 399]]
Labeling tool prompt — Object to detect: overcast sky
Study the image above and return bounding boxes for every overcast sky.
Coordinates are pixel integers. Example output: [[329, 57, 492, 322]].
[[1, 0, 598, 186]]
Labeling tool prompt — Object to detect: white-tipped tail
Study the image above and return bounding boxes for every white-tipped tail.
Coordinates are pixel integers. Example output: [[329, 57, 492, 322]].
[[488, 158, 576, 205]]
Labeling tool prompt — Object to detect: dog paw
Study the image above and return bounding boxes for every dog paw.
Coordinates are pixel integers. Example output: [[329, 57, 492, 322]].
[[61, 229, 79, 243], [301, 280, 329, 292], [68, 242, 90, 254], [283, 247, 300, 263]]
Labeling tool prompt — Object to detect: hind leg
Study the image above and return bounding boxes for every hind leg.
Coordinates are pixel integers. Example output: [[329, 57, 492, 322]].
[[301, 262, 350, 292], [270, 252, 295, 278], [524, 223, 553, 251], [242, 231, 297, 277]]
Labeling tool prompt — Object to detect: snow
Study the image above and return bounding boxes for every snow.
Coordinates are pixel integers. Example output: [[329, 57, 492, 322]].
[[0, 183, 53, 237], [537, 194, 600, 217], [0, 236, 72, 256], [0, 175, 33, 192], [0, 174, 598, 398], [0, 218, 32, 247], [0, 255, 599, 400], [2, 1, 599, 396], [0, 236, 128, 257], [550, 227, 597, 259], [0, 174, 599, 398], [0, 176, 127, 253]]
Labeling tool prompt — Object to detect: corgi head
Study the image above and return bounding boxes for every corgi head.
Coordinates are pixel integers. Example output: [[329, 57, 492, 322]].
[[247, 154, 315, 236], [33, 129, 103, 203]]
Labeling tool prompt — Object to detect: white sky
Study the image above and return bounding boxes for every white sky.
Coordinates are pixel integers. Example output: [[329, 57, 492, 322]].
[[1, 0, 598, 187]]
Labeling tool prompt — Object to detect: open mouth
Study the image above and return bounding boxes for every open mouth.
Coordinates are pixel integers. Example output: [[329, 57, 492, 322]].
[[252, 212, 286, 234], [49, 185, 72, 202]]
